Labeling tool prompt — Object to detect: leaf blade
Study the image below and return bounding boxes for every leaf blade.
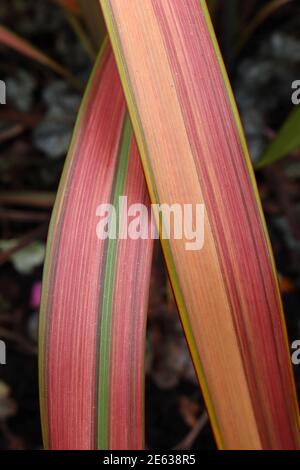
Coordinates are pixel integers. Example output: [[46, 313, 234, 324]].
[[100, 0, 300, 449], [256, 106, 300, 169], [39, 43, 153, 449]]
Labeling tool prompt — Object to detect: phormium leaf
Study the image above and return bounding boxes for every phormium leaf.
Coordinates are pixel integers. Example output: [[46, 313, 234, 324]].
[[39, 42, 153, 449], [100, 0, 300, 449]]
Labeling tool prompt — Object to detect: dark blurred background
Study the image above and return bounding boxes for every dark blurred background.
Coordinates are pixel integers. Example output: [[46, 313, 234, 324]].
[[0, 0, 299, 450]]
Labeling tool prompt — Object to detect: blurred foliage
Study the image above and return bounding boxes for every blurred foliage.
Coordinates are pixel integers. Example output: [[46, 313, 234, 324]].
[[257, 106, 300, 168]]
